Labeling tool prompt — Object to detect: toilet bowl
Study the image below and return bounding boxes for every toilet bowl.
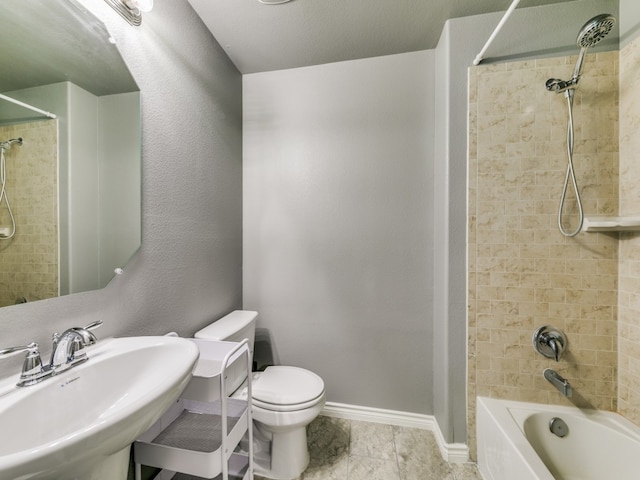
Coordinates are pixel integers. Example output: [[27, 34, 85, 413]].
[[195, 311, 326, 480]]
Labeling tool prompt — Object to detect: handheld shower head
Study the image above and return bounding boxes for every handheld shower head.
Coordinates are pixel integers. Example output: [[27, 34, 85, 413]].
[[577, 14, 616, 48], [546, 13, 616, 94], [572, 14, 615, 82], [0, 138, 23, 151]]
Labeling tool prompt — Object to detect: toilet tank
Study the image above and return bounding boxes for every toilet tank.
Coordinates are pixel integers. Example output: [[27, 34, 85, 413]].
[[194, 310, 258, 393]]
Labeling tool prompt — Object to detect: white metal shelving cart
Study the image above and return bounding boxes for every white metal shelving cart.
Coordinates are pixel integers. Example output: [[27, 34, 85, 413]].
[[134, 339, 253, 480]]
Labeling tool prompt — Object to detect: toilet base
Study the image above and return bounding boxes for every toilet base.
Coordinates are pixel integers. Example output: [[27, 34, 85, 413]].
[[253, 421, 310, 480]]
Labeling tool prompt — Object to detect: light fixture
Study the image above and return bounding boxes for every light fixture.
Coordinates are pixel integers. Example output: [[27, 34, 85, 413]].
[[104, 0, 153, 26], [258, 0, 293, 4]]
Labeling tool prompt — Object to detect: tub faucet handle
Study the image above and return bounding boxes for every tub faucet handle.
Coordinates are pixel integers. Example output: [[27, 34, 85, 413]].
[[533, 325, 567, 362]]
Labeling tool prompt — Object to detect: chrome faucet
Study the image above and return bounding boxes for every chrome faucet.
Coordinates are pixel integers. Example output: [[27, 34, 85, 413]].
[[0, 320, 103, 387], [544, 368, 572, 398], [50, 320, 103, 373]]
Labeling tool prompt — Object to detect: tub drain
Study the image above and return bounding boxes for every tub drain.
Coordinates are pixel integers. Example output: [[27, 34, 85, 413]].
[[549, 417, 569, 438]]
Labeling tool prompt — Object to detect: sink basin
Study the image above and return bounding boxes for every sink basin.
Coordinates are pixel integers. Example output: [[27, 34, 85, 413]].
[[0, 336, 199, 480]]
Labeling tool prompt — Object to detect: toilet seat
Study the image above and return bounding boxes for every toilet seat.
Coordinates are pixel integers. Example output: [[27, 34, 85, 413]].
[[234, 366, 325, 412], [252, 392, 325, 412]]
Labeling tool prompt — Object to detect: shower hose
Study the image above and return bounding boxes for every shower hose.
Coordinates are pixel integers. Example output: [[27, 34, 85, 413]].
[[557, 89, 583, 238], [0, 146, 16, 240]]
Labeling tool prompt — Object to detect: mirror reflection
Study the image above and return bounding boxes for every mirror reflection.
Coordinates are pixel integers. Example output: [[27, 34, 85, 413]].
[[0, 0, 141, 307]]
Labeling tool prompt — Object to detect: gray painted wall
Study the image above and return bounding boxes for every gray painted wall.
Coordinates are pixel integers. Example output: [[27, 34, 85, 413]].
[[620, 0, 640, 46], [0, 0, 242, 378], [243, 51, 435, 414]]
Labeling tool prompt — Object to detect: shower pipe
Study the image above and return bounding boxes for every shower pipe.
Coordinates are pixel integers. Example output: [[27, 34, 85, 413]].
[[0, 93, 56, 120], [473, 0, 521, 66]]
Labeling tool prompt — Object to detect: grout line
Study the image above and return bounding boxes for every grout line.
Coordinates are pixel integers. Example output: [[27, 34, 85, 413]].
[[392, 425, 402, 480], [346, 419, 351, 479]]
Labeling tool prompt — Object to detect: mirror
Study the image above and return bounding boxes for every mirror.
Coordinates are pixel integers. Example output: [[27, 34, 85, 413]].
[[0, 0, 141, 307]]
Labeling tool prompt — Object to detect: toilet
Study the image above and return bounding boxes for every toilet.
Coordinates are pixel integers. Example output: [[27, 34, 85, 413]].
[[195, 310, 326, 480]]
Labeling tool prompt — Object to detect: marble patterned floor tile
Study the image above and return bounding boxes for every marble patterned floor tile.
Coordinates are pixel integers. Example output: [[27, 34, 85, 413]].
[[393, 426, 455, 480], [349, 420, 396, 459], [451, 462, 484, 480], [347, 455, 400, 480], [304, 416, 350, 476], [253, 417, 483, 480], [301, 454, 349, 480]]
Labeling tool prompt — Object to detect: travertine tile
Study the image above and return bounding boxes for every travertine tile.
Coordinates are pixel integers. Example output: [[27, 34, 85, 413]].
[[619, 34, 640, 428]]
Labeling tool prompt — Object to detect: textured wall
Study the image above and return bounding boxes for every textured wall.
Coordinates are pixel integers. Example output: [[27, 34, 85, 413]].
[[243, 51, 435, 414], [468, 52, 619, 455], [0, 120, 58, 306], [619, 34, 640, 426], [0, 0, 242, 377]]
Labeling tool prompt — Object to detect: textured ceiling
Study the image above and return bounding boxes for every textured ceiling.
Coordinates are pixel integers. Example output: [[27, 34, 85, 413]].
[[188, 0, 577, 74]]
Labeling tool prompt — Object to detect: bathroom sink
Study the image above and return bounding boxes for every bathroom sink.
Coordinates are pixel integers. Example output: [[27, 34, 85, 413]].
[[0, 336, 199, 480]]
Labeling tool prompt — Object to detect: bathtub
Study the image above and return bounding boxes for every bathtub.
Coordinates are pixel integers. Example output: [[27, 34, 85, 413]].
[[477, 396, 640, 480]]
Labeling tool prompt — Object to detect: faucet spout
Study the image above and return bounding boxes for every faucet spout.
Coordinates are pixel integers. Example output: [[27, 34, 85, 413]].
[[544, 368, 572, 398], [50, 321, 102, 372]]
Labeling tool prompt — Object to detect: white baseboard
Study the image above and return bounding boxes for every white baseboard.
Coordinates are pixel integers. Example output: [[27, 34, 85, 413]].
[[321, 402, 469, 464]]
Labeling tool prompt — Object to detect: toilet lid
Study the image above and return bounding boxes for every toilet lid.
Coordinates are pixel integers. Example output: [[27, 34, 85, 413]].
[[252, 366, 324, 407]]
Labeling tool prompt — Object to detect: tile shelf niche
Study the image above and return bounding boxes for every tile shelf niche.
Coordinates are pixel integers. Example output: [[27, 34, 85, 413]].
[[582, 216, 640, 232]]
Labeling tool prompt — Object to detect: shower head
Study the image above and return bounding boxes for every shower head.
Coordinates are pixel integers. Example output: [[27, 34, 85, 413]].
[[547, 13, 616, 94], [572, 14, 615, 82], [0, 138, 23, 151], [576, 14, 616, 48]]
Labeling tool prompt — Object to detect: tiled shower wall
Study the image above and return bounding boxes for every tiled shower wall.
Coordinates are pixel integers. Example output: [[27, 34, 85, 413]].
[[619, 35, 640, 427], [0, 120, 58, 306], [468, 52, 619, 456]]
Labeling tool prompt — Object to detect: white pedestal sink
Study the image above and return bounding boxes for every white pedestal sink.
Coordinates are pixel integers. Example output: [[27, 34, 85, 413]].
[[0, 336, 199, 480]]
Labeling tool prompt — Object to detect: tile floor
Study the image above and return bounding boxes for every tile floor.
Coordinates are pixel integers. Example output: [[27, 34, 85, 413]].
[[257, 416, 483, 480]]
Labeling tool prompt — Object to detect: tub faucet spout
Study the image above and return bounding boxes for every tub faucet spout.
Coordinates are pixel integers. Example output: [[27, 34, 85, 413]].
[[544, 369, 572, 398]]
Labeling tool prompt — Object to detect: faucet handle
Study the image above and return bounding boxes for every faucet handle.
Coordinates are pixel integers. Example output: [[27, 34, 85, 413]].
[[81, 320, 103, 345], [0, 342, 39, 357], [84, 320, 103, 331], [0, 342, 47, 387], [533, 326, 567, 362]]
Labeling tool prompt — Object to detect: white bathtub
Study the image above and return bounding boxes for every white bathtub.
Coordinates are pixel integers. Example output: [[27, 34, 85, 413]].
[[477, 396, 640, 480]]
